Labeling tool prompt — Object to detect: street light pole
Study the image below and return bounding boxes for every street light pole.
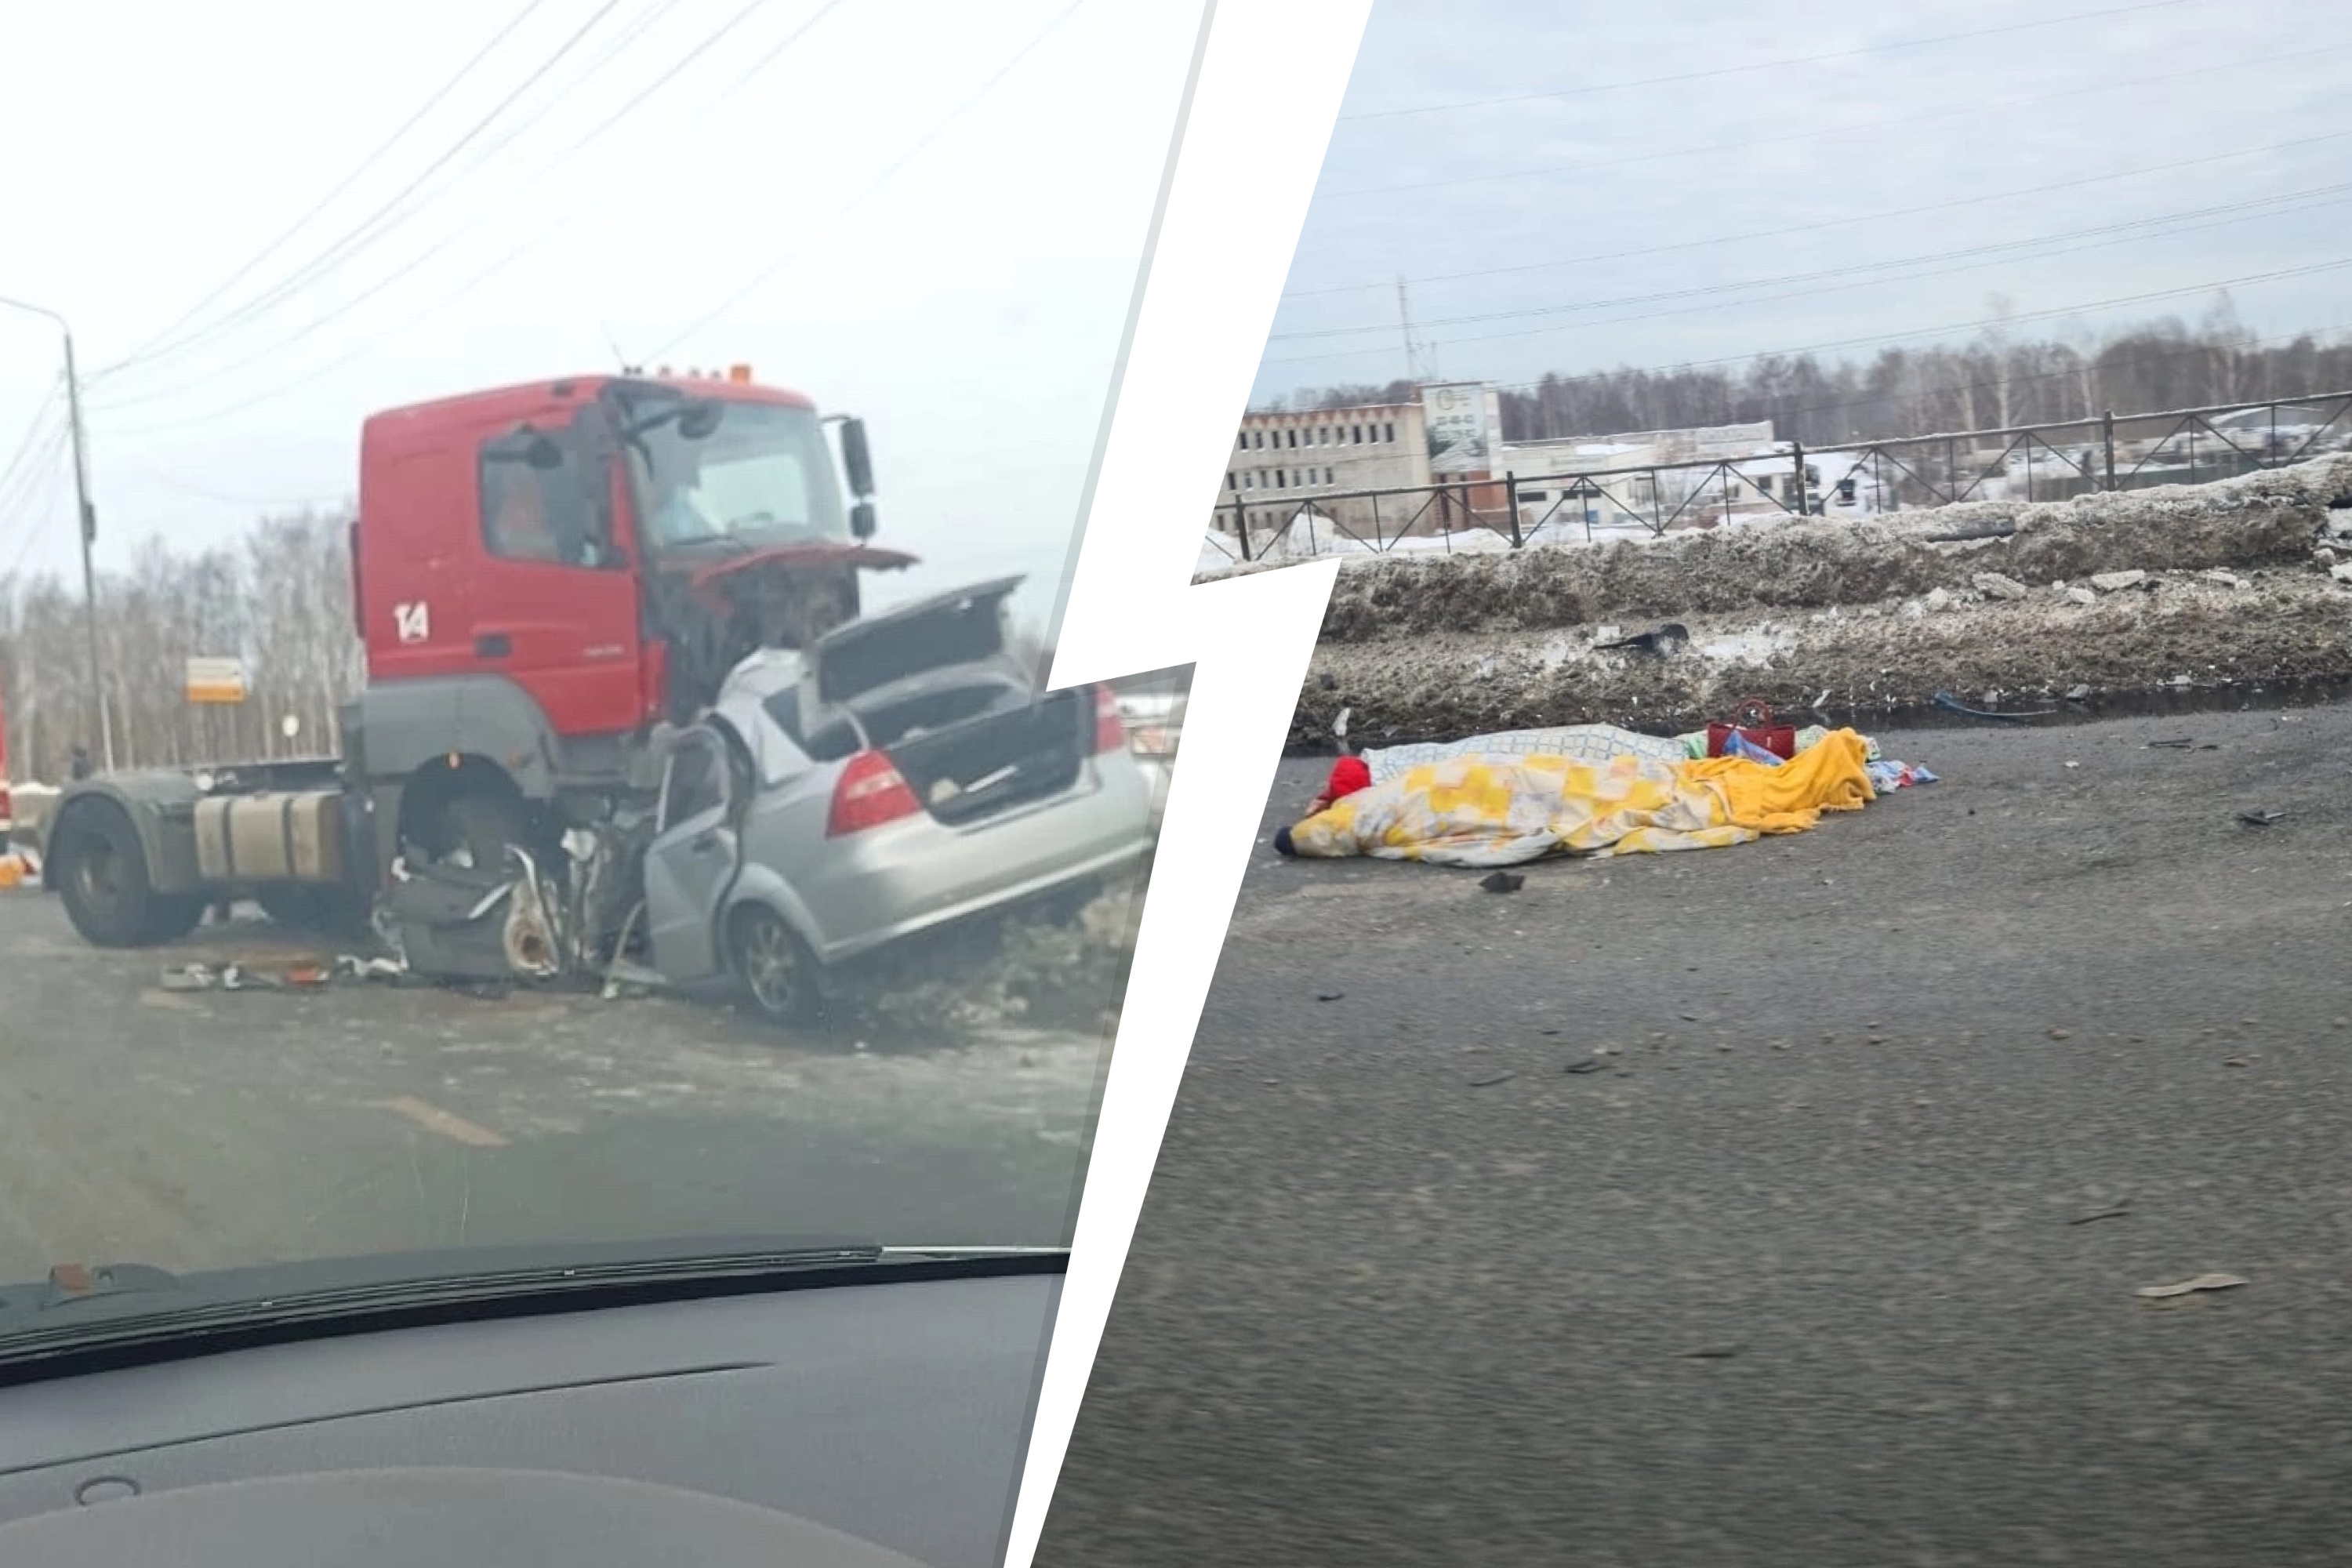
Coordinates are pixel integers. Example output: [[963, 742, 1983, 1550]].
[[1, 295, 112, 771]]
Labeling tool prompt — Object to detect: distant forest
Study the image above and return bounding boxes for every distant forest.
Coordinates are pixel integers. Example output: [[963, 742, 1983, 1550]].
[[1263, 296, 2352, 447]]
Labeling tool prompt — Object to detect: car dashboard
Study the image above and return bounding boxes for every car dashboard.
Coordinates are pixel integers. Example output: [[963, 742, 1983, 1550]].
[[0, 1269, 1058, 1567]]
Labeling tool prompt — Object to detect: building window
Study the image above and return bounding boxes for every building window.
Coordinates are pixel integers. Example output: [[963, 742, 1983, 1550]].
[[1236, 433, 1247, 450], [1227, 471, 1238, 492], [1384, 421, 1396, 442], [1276, 469, 1287, 488], [1254, 430, 1265, 449], [1352, 424, 1363, 444], [1287, 429, 1298, 448]]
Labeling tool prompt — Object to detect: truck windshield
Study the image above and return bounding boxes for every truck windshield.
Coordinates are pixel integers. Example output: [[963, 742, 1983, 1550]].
[[630, 401, 848, 551]]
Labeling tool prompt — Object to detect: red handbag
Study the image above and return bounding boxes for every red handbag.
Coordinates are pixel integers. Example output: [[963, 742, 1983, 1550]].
[[1706, 699, 1796, 760]]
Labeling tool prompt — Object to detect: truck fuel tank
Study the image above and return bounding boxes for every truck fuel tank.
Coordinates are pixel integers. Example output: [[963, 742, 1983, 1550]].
[[193, 792, 349, 886]]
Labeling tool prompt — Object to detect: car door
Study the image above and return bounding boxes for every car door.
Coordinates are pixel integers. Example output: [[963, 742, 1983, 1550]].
[[642, 730, 741, 982]]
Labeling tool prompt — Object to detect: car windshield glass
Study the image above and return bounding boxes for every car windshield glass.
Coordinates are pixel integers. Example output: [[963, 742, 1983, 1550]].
[[630, 400, 848, 551]]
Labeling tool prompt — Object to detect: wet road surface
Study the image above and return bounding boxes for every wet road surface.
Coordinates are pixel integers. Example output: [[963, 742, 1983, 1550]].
[[0, 897, 1105, 1285]]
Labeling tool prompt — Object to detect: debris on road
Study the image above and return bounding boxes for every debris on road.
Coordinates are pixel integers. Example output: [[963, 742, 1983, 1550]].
[[1468, 1072, 1517, 1088], [1565, 1058, 1606, 1075], [1479, 871, 1525, 894], [1316, 991, 1345, 1003], [1680, 1344, 1744, 1360], [2137, 1272, 2246, 1300], [2068, 1206, 2132, 1226], [2238, 810, 2287, 827]]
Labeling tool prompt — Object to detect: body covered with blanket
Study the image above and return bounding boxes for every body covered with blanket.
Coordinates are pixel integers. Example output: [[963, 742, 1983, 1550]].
[[1274, 729, 1877, 869]]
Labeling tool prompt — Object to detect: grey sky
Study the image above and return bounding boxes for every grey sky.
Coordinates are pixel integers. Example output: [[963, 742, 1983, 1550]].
[[1254, 0, 2347, 410], [0, 0, 1203, 633]]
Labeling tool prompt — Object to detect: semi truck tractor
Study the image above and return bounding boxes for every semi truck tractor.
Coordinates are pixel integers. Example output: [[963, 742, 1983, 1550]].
[[40, 365, 957, 975]]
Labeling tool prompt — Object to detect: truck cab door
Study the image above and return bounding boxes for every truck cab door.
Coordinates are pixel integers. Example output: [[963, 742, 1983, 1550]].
[[471, 414, 646, 739], [642, 730, 741, 982]]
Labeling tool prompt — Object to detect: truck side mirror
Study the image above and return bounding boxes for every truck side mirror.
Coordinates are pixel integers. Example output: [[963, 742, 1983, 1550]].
[[839, 417, 874, 499], [850, 500, 878, 539]]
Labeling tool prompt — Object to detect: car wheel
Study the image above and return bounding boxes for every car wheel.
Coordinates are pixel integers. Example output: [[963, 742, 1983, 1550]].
[[728, 905, 826, 1027]]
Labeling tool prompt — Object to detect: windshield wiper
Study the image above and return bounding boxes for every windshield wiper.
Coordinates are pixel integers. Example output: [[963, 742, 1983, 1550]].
[[0, 1240, 1065, 1372]]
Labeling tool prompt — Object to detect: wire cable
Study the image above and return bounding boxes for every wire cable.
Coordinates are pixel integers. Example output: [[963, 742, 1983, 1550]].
[[91, 0, 822, 416], [96, 0, 557, 379], [1284, 125, 2352, 301], [649, 0, 1091, 358], [1272, 181, 2352, 344], [1262, 256, 2352, 384], [0, 386, 65, 509], [1324, 40, 2351, 201], [93, 0, 630, 380], [1341, 0, 2204, 121]]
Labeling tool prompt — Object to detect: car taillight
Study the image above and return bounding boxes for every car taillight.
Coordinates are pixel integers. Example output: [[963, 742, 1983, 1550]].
[[1094, 686, 1125, 753], [827, 750, 921, 837]]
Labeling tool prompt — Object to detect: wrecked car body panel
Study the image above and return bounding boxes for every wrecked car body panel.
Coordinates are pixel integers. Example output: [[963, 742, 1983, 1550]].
[[643, 577, 1156, 1004]]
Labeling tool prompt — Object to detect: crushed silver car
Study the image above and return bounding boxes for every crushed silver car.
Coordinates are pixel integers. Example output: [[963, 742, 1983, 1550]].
[[641, 576, 1156, 1024]]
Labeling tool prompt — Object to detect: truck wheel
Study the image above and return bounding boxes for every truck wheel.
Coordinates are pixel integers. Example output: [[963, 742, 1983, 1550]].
[[53, 802, 180, 949], [728, 906, 826, 1028]]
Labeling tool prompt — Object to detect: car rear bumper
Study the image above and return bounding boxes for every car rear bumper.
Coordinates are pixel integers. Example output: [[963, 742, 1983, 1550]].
[[794, 757, 1156, 964]]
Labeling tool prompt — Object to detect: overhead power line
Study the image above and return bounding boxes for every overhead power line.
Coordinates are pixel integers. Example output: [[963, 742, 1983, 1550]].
[[1272, 181, 2352, 344], [650, 0, 1093, 359], [90, 0, 820, 417], [93, 0, 630, 381], [1326, 40, 2351, 201], [1261, 256, 2352, 385], [96, 0, 557, 380], [0, 386, 65, 507], [1341, 0, 2202, 121], [1284, 126, 2352, 301], [0, 422, 72, 574]]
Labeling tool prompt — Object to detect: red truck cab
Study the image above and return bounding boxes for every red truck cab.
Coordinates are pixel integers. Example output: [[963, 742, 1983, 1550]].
[[343, 369, 913, 870]]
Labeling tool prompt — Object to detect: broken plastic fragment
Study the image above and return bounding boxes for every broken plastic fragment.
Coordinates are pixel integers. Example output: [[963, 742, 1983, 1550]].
[[2136, 1272, 2246, 1300]]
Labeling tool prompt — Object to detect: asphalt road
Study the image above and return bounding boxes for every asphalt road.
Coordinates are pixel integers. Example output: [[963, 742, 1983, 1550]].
[[1040, 702, 2352, 1568], [0, 895, 1107, 1287]]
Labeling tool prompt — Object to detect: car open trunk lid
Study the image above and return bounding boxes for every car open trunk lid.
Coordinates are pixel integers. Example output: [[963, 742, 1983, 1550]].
[[793, 575, 1094, 828], [801, 575, 1025, 711]]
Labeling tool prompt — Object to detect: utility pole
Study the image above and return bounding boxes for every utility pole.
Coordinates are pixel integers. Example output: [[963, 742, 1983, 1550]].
[[1, 296, 111, 771], [61, 332, 111, 771], [1397, 275, 1423, 386]]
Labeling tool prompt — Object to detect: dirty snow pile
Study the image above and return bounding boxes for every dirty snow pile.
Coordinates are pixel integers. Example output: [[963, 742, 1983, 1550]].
[[855, 870, 1147, 1037], [1288, 454, 2352, 748]]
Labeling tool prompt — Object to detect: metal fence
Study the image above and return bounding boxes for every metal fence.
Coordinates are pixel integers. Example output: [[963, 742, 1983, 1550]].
[[1200, 390, 2352, 567]]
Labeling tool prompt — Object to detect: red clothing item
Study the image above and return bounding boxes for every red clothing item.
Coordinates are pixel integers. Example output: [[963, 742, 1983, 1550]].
[[1327, 757, 1371, 800]]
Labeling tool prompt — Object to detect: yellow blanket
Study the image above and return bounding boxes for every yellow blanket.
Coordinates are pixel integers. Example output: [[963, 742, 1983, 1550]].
[[1283, 729, 1876, 867]]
